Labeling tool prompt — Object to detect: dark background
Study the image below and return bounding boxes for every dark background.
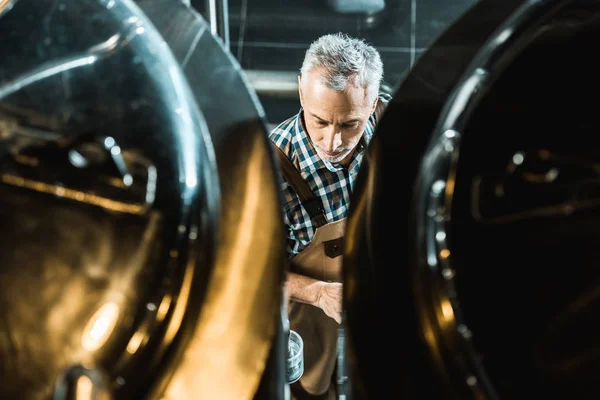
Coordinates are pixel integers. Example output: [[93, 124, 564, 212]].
[[191, 0, 477, 125]]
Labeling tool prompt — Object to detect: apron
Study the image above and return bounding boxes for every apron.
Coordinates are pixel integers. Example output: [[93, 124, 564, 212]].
[[276, 103, 386, 398], [271, 134, 364, 397], [288, 218, 345, 396]]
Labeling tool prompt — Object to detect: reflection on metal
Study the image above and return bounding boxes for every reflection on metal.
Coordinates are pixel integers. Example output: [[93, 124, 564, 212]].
[[0, 0, 14, 17], [0, 55, 98, 100], [54, 364, 112, 400], [81, 303, 120, 353], [163, 137, 283, 399], [125, 331, 146, 355], [0, 27, 143, 102], [156, 295, 173, 323], [137, 1, 286, 399], [76, 376, 94, 400], [0, 0, 218, 399], [162, 245, 196, 346], [472, 149, 600, 224], [0, 131, 158, 215], [0, 173, 149, 214]]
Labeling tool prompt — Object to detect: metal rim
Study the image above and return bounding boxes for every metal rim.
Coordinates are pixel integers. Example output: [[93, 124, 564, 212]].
[[412, 0, 574, 398]]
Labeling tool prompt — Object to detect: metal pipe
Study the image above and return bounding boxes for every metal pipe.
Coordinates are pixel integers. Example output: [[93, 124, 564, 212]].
[[244, 70, 299, 99], [205, 0, 230, 48], [243, 69, 394, 99]]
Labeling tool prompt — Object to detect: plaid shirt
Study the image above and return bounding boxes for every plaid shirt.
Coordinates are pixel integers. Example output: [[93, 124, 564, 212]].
[[270, 93, 391, 258]]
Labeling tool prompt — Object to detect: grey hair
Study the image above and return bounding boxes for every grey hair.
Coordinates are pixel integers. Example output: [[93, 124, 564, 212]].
[[300, 32, 384, 103]]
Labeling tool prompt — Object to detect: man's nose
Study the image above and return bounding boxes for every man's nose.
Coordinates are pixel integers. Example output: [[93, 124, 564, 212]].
[[322, 127, 339, 151]]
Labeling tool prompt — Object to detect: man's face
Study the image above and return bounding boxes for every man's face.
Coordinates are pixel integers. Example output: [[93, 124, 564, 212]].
[[299, 69, 377, 166]]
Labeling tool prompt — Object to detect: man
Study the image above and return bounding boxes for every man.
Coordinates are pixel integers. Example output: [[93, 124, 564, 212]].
[[269, 32, 390, 399]]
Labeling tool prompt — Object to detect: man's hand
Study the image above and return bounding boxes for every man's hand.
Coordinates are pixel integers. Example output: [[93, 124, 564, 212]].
[[315, 281, 343, 324], [287, 272, 343, 324]]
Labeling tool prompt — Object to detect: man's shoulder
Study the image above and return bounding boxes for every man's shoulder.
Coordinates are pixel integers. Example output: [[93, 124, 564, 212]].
[[372, 92, 393, 124], [378, 92, 392, 104], [269, 112, 300, 154]]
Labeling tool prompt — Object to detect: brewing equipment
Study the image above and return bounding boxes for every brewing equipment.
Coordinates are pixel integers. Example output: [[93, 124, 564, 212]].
[[344, 0, 600, 399], [134, 1, 289, 398], [4, 0, 600, 398], [0, 0, 286, 399]]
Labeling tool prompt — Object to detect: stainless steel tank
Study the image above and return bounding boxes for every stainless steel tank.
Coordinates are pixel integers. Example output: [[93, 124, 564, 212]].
[[343, 0, 600, 399], [0, 1, 286, 399]]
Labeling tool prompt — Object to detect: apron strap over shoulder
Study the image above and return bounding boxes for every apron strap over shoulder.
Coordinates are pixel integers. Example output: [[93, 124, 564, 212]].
[[271, 144, 328, 228]]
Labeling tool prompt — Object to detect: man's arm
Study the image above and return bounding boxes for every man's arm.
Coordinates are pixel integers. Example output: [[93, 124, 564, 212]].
[[287, 270, 343, 324], [287, 271, 323, 305]]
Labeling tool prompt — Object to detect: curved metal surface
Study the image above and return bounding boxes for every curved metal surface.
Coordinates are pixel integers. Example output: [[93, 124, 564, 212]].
[[422, 1, 600, 399], [343, 1, 526, 398], [344, 0, 600, 399], [409, 2, 572, 399], [0, 0, 15, 17], [0, 1, 220, 399], [135, 2, 287, 400]]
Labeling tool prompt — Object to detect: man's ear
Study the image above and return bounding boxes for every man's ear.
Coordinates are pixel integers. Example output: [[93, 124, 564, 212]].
[[371, 97, 379, 114], [298, 75, 304, 107]]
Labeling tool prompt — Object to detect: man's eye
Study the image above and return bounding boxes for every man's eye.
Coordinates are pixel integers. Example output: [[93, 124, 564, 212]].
[[316, 120, 328, 126], [341, 123, 358, 129]]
